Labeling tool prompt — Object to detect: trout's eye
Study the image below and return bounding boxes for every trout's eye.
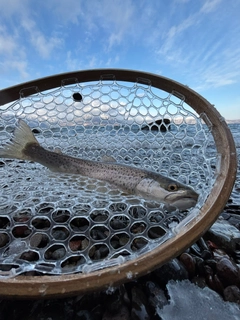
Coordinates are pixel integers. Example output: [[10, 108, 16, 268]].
[[168, 184, 178, 192]]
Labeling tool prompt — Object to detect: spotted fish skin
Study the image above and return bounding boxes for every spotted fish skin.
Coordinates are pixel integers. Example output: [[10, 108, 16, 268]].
[[23, 141, 147, 193], [0, 119, 199, 209]]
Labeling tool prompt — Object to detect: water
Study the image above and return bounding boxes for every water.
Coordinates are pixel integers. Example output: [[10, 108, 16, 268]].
[[227, 124, 240, 206]]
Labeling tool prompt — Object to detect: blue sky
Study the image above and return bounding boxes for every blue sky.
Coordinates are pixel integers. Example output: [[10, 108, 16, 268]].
[[0, 0, 239, 120]]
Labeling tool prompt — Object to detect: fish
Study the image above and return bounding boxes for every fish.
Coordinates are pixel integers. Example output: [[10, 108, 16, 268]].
[[0, 119, 199, 210]]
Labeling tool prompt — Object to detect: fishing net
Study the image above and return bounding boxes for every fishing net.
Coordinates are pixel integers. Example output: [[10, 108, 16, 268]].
[[0, 69, 237, 297]]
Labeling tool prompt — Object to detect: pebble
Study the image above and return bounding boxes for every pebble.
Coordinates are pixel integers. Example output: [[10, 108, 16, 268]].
[[179, 253, 196, 278], [224, 285, 240, 304], [216, 257, 240, 287], [153, 258, 189, 285], [0, 233, 9, 247], [103, 304, 130, 320], [227, 213, 240, 229], [205, 219, 240, 253], [145, 281, 168, 310], [131, 286, 150, 320], [1, 210, 240, 318]]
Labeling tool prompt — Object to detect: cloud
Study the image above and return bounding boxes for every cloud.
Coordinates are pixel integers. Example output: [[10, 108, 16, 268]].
[[0, 23, 29, 84], [76, 0, 136, 51], [106, 55, 119, 67], [158, 14, 198, 57], [21, 18, 63, 59], [0, 25, 17, 55], [200, 0, 222, 13], [153, 0, 240, 90], [0, 0, 29, 18], [0, 1, 63, 60], [66, 51, 83, 71], [43, 0, 83, 25], [156, 0, 223, 58], [0, 57, 29, 85]]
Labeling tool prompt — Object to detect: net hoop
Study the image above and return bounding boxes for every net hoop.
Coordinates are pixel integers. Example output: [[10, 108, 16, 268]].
[[0, 69, 237, 298]]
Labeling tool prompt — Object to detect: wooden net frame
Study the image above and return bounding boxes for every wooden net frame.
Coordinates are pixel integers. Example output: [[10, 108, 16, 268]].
[[0, 69, 237, 298]]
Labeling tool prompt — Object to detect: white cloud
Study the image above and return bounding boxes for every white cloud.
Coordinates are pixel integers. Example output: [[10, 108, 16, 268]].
[[0, 0, 239, 114], [200, 0, 222, 13], [0, 1, 63, 60], [156, 0, 223, 58], [0, 26, 17, 55], [153, 0, 240, 91], [43, 0, 83, 25], [78, 0, 136, 51], [0, 57, 29, 83], [66, 51, 83, 70], [158, 14, 198, 56], [21, 18, 63, 59], [106, 55, 119, 67], [0, 23, 29, 83], [0, 0, 29, 17]]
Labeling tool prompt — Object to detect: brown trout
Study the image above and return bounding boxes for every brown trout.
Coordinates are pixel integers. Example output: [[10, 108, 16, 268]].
[[0, 119, 199, 210]]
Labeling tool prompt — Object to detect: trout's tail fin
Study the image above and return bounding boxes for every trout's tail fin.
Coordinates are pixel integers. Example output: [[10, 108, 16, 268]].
[[0, 119, 39, 160]]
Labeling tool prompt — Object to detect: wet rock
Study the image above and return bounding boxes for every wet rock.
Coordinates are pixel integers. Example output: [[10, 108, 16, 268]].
[[191, 276, 207, 288], [201, 249, 212, 260], [224, 205, 240, 216], [234, 250, 240, 263], [103, 289, 126, 315], [227, 213, 240, 229], [190, 243, 203, 256], [145, 281, 168, 311], [103, 304, 130, 320], [73, 292, 106, 319], [0, 233, 10, 247], [216, 257, 240, 287], [75, 310, 94, 320], [20, 250, 39, 262], [203, 264, 213, 277], [197, 237, 210, 251], [207, 274, 224, 295], [220, 212, 231, 220], [179, 253, 196, 278], [213, 274, 225, 294], [204, 219, 240, 253], [131, 286, 150, 320], [224, 285, 240, 304], [212, 248, 229, 260], [205, 258, 217, 271], [30, 233, 49, 248], [194, 256, 205, 276], [154, 258, 189, 285]]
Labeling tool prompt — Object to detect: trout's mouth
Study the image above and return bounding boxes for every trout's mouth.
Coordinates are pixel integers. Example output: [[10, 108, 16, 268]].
[[165, 191, 199, 210]]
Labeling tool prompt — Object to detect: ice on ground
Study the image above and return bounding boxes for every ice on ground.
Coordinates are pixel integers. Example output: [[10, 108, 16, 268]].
[[158, 280, 240, 320]]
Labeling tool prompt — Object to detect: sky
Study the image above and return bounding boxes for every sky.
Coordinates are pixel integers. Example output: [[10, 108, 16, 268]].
[[0, 0, 240, 120]]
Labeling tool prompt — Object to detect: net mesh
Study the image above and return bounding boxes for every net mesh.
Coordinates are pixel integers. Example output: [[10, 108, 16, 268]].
[[0, 77, 217, 277]]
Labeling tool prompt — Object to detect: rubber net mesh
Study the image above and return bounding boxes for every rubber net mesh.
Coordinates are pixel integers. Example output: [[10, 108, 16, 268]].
[[0, 77, 217, 277]]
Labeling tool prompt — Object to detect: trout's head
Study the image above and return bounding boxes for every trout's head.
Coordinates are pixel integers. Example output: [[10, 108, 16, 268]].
[[163, 181, 199, 210], [136, 177, 199, 210]]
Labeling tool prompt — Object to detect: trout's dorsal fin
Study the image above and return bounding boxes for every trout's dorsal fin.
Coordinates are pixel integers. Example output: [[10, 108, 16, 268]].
[[0, 119, 39, 160]]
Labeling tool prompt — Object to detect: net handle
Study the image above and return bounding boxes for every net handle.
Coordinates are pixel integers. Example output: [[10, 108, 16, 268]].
[[0, 69, 237, 298]]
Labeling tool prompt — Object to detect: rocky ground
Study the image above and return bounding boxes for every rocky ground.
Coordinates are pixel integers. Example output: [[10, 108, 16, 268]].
[[0, 200, 240, 320]]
